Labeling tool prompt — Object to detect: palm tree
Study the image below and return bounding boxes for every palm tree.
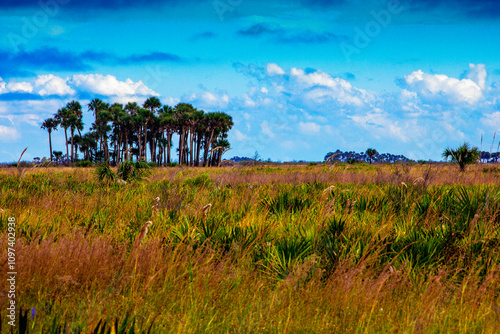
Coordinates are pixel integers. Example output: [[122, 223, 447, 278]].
[[442, 142, 480, 172], [43, 97, 234, 168], [365, 148, 378, 164], [41, 117, 59, 161], [66, 100, 83, 162], [159, 105, 175, 164], [142, 97, 161, 162], [88, 99, 108, 157], [55, 107, 71, 164], [95, 109, 113, 163], [174, 103, 196, 165]]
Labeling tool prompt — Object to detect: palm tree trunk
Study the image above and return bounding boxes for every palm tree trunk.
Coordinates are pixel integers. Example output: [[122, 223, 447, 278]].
[[144, 123, 148, 162], [179, 127, 184, 165], [189, 130, 194, 166], [48, 130, 53, 161], [137, 126, 142, 160], [64, 128, 69, 164], [167, 133, 172, 164], [195, 134, 202, 166], [203, 129, 215, 167], [70, 127, 75, 162]]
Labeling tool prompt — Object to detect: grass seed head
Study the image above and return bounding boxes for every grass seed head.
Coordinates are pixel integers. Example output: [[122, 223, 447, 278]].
[[202, 203, 212, 217], [133, 221, 153, 249]]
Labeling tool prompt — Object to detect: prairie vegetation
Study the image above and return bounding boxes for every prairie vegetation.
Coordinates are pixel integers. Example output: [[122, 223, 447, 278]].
[[1, 163, 500, 333]]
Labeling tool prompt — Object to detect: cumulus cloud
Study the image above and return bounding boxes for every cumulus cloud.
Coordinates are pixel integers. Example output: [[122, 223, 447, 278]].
[[463, 63, 487, 90], [400, 66, 486, 105], [71, 74, 159, 97], [6, 80, 33, 94], [34, 75, 75, 96], [1, 75, 75, 96], [0, 74, 158, 101], [281, 65, 371, 107]]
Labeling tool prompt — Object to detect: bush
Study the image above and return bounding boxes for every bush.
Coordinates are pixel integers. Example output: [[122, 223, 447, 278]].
[[184, 173, 213, 188], [117, 160, 151, 182], [95, 164, 115, 183], [75, 161, 93, 167]]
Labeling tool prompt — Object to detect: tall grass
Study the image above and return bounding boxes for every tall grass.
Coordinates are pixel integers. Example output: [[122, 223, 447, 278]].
[[0, 164, 499, 333]]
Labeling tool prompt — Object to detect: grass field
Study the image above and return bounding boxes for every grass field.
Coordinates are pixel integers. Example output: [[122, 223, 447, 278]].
[[1, 163, 500, 333]]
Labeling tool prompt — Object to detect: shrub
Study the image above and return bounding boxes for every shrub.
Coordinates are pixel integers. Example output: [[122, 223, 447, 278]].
[[442, 142, 480, 172], [75, 160, 93, 167]]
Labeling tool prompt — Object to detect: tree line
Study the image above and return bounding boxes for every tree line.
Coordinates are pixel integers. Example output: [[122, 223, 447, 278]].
[[41, 97, 233, 166]]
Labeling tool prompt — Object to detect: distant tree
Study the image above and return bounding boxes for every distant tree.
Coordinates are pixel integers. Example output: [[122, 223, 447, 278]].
[[41, 117, 59, 161], [442, 142, 480, 172], [53, 151, 63, 164], [365, 148, 378, 164], [42, 97, 233, 168], [252, 151, 260, 161]]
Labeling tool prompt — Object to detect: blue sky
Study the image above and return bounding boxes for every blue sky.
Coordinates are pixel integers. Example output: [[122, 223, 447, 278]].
[[1, 0, 500, 162]]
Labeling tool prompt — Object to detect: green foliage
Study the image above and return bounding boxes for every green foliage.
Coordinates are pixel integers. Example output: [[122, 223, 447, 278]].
[[264, 234, 313, 279], [95, 164, 115, 183], [261, 188, 312, 215], [117, 160, 151, 182], [75, 160, 93, 167], [442, 142, 480, 172], [365, 148, 378, 164], [183, 173, 213, 188]]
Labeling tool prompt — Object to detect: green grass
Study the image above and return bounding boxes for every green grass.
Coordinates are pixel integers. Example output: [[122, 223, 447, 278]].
[[1, 164, 500, 333]]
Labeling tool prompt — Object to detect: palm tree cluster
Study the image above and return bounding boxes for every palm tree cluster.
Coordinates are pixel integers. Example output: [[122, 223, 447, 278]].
[[41, 97, 233, 166]]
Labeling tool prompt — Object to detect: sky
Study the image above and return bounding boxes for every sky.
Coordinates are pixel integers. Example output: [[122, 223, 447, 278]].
[[1, 0, 500, 162]]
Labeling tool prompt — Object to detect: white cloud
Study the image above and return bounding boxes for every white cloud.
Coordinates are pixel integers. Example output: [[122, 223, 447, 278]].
[[0, 125, 20, 142], [348, 113, 410, 143], [71, 74, 159, 97], [277, 67, 370, 107], [242, 94, 257, 107], [34, 75, 75, 96], [260, 120, 275, 138], [402, 67, 484, 105], [481, 112, 500, 131], [0, 78, 6, 94], [184, 91, 230, 109], [0, 75, 74, 96], [6, 80, 33, 94], [233, 129, 249, 141], [298, 121, 321, 134], [267, 63, 285, 76], [464, 63, 487, 90], [162, 96, 180, 107]]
